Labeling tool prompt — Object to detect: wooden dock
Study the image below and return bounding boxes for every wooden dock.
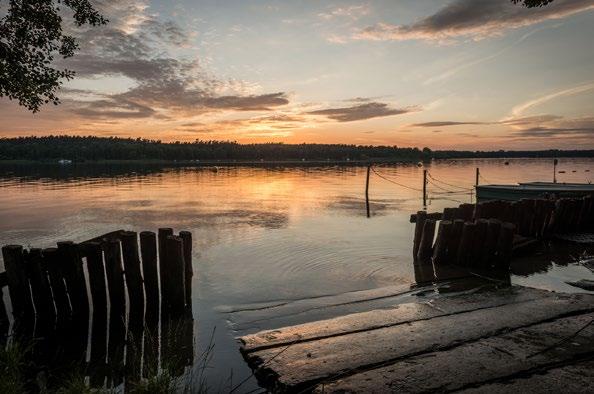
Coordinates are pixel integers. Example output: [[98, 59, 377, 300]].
[[239, 284, 594, 393]]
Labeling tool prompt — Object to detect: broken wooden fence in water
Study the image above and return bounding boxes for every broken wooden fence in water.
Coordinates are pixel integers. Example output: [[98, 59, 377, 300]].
[[411, 195, 594, 270], [0, 228, 194, 387]]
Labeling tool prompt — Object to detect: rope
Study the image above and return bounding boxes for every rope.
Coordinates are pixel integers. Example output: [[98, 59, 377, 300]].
[[370, 166, 424, 192], [427, 172, 473, 191], [426, 179, 472, 195]]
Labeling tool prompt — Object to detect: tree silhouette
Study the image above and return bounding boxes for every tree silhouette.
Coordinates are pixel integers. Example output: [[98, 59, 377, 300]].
[[0, 1, 106, 112], [512, 0, 555, 7]]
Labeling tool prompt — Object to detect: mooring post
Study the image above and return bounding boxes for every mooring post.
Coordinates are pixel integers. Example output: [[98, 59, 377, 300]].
[[365, 164, 371, 218], [179, 231, 193, 309], [553, 158, 558, 183], [475, 168, 479, 187], [422, 169, 427, 208]]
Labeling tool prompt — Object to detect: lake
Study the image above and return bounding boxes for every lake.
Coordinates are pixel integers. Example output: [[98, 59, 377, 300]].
[[1, 157, 593, 391]]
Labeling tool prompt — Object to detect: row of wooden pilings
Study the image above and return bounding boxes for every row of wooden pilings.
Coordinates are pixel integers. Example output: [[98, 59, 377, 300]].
[[0, 228, 194, 388], [412, 194, 594, 270]]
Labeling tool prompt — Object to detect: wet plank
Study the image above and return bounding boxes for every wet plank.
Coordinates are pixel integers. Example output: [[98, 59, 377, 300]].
[[460, 360, 594, 394], [313, 312, 594, 393], [240, 286, 550, 353], [242, 293, 594, 392]]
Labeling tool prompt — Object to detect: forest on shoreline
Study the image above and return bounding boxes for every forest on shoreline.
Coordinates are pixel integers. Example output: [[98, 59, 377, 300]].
[[0, 136, 592, 162]]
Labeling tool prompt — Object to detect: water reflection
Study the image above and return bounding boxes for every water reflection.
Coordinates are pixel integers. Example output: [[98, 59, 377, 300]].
[[1, 158, 593, 389]]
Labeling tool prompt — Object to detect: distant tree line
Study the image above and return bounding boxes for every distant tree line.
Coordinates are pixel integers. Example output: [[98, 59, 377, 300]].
[[0, 136, 592, 162], [0, 136, 431, 161]]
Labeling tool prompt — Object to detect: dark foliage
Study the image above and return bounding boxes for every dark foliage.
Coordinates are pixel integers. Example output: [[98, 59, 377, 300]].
[[0, 0, 106, 112], [511, 0, 555, 7], [0, 136, 592, 162], [0, 136, 432, 161]]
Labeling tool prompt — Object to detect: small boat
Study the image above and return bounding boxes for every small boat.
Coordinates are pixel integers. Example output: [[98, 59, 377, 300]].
[[476, 182, 594, 201]]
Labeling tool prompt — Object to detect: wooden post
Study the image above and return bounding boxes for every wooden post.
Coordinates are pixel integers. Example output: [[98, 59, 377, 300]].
[[140, 231, 159, 325], [158, 227, 174, 320], [416, 219, 436, 262], [2, 245, 34, 322], [83, 241, 109, 387], [164, 235, 186, 318], [103, 239, 126, 325], [179, 231, 193, 309], [471, 219, 489, 268], [43, 247, 71, 323], [120, 231, 145, 329], [413, 211, 427, 257], [482, 219, 502, 268], [365, 165, 371, 218], [495, 223, 516, 270], [458, 203, 474, 221], [442, 207, 457, 221], [422, 169, 427, 208], [457, 222, 477, 267], [27, 248, 55, 325], [475, 168, 479, 187], [84, 242, 108, 322], [432, 220, 452, 266], [446, 219, 465, 263], [57, 241, 89, 322], [553, 158, 558, 183]]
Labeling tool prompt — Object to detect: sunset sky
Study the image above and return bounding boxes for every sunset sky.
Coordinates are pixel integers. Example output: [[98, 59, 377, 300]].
[[1, 0, 594, 150]]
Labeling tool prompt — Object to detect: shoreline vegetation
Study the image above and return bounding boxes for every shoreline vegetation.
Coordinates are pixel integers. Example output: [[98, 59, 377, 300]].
[[1, 136, 593, 164]]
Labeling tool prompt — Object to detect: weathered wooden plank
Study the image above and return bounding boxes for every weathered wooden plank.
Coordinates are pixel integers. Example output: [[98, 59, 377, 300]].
[[57, 241, 89, 321], [103, 239, 126, 324], [409, 212, 441, 223], [243, 294, 594, 391], [2, 245, 34, 321], [179, 230, 193, 309], [164, 235, 186, 318], [460, 360, 594, 394], [240, 287, 550, 353], [120, 231, 145, 328], [313, 312, 594, 393], [43, 247, 71, 322], [84, 242, 108, 320], [0, 271, 7, 287], [27, 248, 56, 325], [158, 227, 174, 320], [140, 231, 159, 324]]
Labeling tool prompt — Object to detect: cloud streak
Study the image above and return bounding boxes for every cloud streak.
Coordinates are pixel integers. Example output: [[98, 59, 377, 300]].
[[308, 102, 415, 122], [354, 0, 594, 42]]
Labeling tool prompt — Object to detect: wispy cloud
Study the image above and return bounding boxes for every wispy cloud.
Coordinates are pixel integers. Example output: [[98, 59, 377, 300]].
[[308, 102, 416, 122], [318, 5, 370, 21], [354, 0, 594, 42], [510, 81, 594, 116]]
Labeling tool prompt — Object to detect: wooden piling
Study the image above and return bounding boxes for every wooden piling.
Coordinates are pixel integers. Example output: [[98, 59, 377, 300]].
[[158, 227, 174, 320], [43, 247, 71, 323], [179, 231, 193, 309], [365, 165, 371, 218], [164, 235, 186, 318], [482, 219, 502, 269], [432, 220, 452, 266], [416, 219, 436, 262], [446, 219, 465, 263], [470, 219, 489, 268], [458, 204, 474, 221], [495, 223, 515, 270], [57, 241, 89, 321], [422, 170, 427, 207], [27, 248, 55, 325], [413, 211, 427, 257], [121, 231, 145, 328], [103, 239, 126, 324], [457, 222, 477, 267], [84, 242, 108, 321], [2, 245, 34, 321], [442, 207, 457, 221], [140, 231, 159, 324]]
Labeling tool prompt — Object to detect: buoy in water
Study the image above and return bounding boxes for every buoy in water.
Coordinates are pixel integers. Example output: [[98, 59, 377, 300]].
[[504, 161, 509, 165], [210, 166, 219, 173]]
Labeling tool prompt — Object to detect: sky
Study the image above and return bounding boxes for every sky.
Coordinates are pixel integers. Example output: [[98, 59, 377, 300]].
[[1, 0, 594, 150]]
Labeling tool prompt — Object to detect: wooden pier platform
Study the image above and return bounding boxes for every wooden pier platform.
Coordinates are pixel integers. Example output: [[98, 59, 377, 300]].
[[239, 285, 594, 393]]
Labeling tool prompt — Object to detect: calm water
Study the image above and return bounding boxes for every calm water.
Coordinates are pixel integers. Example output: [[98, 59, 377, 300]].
[[1, 158, 593, 390]]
